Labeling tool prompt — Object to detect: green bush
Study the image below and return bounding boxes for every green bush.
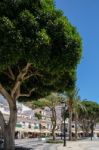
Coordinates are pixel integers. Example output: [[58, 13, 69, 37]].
[[46, 139, 63, 144]]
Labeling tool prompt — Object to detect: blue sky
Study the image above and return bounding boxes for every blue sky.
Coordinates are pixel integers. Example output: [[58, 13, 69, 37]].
[[55, 0, 99, 102]]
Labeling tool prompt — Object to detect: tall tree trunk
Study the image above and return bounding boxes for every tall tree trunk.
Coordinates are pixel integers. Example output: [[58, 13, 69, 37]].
[[69, 109, 72, 141], [0, 64, 31, 150], [4, 104, 17, 150], [51, 108, 56, 141], [52, 126, 56, 140], [0, 84, 17, 150], [75, 112, 78, 140], [90, 122, 94, 141]]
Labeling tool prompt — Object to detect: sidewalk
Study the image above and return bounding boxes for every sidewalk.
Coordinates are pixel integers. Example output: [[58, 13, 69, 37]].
[[57, 140, 99, 150], [57, 141, 83, 150]]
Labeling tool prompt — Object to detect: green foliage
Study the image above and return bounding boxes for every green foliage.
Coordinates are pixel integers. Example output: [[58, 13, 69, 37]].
[[32, 100, 45, 109], [41, 0, 55, 12], [35, 112, 42, 120], [0, 16, 22, 71], [46, 139, 63, 143], [0, 0, 82, 99], [81, 100, 99, 121], [79, 100, 99, 134], [33, 93, 61, 108]]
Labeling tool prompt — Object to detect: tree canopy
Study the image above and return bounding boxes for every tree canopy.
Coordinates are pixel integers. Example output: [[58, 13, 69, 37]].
[[79, 100, 99, 135], [32, 93, 61, 108], [0, 0, 82, 100], [79, 100, 99, 122], [0, 1, 82, 149]]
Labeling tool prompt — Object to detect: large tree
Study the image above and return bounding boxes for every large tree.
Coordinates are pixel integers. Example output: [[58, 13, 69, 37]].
[[66, 90, 74, 141], [61, 89, 86, 141], [72, 94, 86, 140], [33, 93, 61, 141], [66, 88, 81, 141], [79, 101, 99, 139], [0, 0, 82, 149]]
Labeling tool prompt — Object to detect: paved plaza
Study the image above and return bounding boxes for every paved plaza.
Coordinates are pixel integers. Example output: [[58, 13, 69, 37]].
[[15, 138, 99, 150], [36, 141, 99, 150], [57, 141, 99, 150]]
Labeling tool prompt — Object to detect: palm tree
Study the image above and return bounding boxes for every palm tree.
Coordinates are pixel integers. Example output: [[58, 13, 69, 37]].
[[66, 90, 74, 141], [60, 91, 73, 141], [73, 95, 86, 140], [66, 88, 86, 141]]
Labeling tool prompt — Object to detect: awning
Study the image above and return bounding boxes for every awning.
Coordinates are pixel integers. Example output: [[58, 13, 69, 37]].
[[40, 122, 46, 127], [15, 127, 40, 133], [41, 129, 51, 133], [94, 130, 99, 133], [55, 131, 61, 134]]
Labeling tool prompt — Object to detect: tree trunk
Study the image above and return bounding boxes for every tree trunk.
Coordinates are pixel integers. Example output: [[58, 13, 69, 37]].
[[75, 112, 78, 140], [52, 126, 56, 140], [4, 107, 17, 150], [51, 107, 56, 141], [0, 64, 31, 150], [69, 109, 72, 141], [4, 125, 15, 150], [90, 122, 94, 141]]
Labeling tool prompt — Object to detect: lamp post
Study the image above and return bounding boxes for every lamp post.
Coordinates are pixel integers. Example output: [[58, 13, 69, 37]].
[[60, 93, 68, 147]]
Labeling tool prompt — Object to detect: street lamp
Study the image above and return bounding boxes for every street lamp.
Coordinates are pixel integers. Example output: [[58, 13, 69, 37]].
[[60, 92, 68, 147]]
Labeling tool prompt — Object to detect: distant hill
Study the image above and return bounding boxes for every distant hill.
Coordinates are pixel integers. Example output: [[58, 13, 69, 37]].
[[0, 95, 34, 117], [0, 95, 8, 105]]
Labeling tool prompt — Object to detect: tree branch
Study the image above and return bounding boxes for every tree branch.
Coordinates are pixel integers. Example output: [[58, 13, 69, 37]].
[[8, 67, 15, 80], [3, 67, 15, 81], [0, 111, 5, 131], [0, 84, 14, 107], [0, 84, 17, 128], [23, 73, 34, 80], [11, 63, 32, 99], [3, 72, 13, 80], [18, 88, 36, 98], [23, 71, 43, 81]]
